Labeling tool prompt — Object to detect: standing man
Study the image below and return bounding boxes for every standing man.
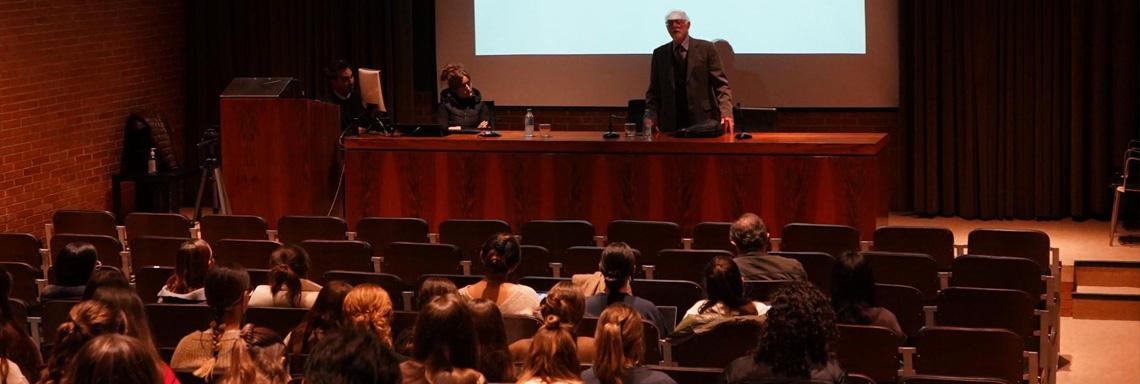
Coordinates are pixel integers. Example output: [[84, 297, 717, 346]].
[[323, 59, 364, 132], [644, 10, 734, 134]]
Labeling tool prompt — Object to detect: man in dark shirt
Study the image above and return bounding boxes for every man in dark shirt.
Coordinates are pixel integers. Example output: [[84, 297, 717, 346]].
[[730, 213, 808, 281], [322, 59, 365, 133]]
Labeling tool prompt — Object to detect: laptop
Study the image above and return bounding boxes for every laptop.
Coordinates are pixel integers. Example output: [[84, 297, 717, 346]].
[[392, 123, 448, 137], [734, 107, 778, 133]]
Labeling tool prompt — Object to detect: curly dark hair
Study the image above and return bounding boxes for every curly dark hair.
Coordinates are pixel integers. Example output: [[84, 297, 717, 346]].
[[753, 281, 838, 378]]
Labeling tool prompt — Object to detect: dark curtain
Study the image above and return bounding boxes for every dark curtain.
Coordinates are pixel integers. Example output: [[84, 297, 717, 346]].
[[184, 0, 394, 167], [901, 0, 1139, 219]]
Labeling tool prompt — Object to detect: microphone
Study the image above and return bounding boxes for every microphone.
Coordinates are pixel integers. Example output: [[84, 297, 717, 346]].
[[733, 104, 751, 139], [604, 114, 622, 139]]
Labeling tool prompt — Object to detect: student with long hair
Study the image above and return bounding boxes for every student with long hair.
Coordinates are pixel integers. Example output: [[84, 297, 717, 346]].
[[583, 243, 670, 335], [670, 255, 768, 339], [285, 281, 353, 358], [343, 284, 395, 347], [467, 299, 515, 382], [41, 242, 98, 301], [249, 244, 321, 308], [582, 304, 675, 384], [723, 281, 845, 383], [395, 277, 459, 356], [0, 269, 41, 383], [515, 315, 582, 384], [831, 251, 904, 339], [457, 233, 540, 316], [221, 325, 288, 384], [170, 265, 251, 379], [158, 239, 213, 303], [400, 294, 484, 384], [81, 268, 130, 300], [509, 281, 596, 363], [39, 300, 128, 384], [305, 327, 402, 384], [62, 334, 163, 384], [89, 285, 177, 383]]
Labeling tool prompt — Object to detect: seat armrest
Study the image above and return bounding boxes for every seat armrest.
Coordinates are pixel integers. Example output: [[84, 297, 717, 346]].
[[641, 265, 656, 280], [549, 262, 563, 278], [371, 257, 383, 273], [347, 231, 357, 241], [899, 347, 916, 377], [460, 260, 472, 275], [681, 238, 693, 250], [923, 306, 937, 328], [120, 250, 133, 277], [428, 233, 439, 244], [594, 235, 607, 247], [401, 291, 415, 312], [938, 271, 951, 289]]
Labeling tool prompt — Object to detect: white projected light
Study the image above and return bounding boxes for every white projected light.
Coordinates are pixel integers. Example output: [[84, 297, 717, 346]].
[[474, 0, 865, 55]]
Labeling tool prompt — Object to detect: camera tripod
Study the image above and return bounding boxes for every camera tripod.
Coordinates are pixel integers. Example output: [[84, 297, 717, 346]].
[[193, 130, 230, 221]]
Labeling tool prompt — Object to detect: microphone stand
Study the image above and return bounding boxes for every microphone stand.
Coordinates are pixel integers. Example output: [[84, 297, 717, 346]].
[[604, 114, 621, 139]]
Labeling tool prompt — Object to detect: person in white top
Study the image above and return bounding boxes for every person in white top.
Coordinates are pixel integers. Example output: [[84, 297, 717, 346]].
[[672, 255, 768, 339], [248, 244, 321, 308], [157, 239, 213, 304], [457, 233, 540, 317]]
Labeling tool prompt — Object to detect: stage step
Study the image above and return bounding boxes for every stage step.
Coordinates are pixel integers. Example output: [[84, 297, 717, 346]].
[[1072, 260, 1140, 321]]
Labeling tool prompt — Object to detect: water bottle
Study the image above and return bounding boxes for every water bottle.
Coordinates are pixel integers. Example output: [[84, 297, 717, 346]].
[[524, 108, 535, 138], [146, 148, 157, 174]]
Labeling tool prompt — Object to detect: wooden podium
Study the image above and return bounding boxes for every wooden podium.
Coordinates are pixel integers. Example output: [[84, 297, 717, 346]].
[[220, 98, 340, 227]]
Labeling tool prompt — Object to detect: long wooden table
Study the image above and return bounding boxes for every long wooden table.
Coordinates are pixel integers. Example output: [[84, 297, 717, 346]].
[[343, 131, 889, 239]]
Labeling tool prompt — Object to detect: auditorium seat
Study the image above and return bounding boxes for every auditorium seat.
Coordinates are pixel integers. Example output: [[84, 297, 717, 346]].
[[49, 234, 125, 271], [0, 233, 42, 268], [605, 220, 682, 268], [8, 299, 27, 334], [580, 317, 662, 364], [652, 249, 731, 282], [40, 300, 79, 348], [520, 220, 596, 260], [199, 215, 270, 245], [966, 229, 1053, 275], [0, 262, 40, 304], [873, 226, 956, 270], [277, 216, 348, 244], [931, 287, 1049, 370], [321, 270, 409, 310], [502, 314, 541, 344], [875, 283, 925, 340], [146, 303, 212, 358], [666, 319, 761, 367], [416, 274, 483, 292], [899, 374, 1010, 384], [438, 219, 512, 261], [383, 242, 463, 283], [779, 223, 860, 258], [213, 239, 278, 270], [864, 251, 941, 302], [245, 306, 308, 339], [559, 246, 604, 276], [513, 245, 553, 278], [770, 251, 835, 295], [124, 212, 193, 240], [646, 366, 724, 384], [691, 221, 735, 253], [391, 310, 419, 342], [354, 217, 430, 257], [836, 324, 902, 384], [906, 326, 1027, 384], [128, 235, 191, 269], [743, 279, 791, 303], [950, 255, 1044, 301], [300, 240, 374, 280], [630, 279, 703, 315], [134, 266, 174, 304], [50, 209, 121, 241], [845, 373, 878, 384]]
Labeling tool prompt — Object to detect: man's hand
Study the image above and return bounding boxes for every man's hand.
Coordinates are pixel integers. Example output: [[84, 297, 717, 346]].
[[477, 121, 490, 130], [721, 116, 735, 134]]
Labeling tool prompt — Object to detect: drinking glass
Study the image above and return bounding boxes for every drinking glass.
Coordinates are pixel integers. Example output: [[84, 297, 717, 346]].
[[539, 123, 552, 138], [623, 123, 636, 138]]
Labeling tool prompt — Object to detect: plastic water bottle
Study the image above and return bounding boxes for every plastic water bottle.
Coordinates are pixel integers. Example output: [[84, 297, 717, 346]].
[[524, 108, 535, 138], [147, 148, 157, 174]]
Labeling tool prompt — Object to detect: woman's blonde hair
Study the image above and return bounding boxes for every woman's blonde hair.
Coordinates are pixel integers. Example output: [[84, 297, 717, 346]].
[[222, 325, 289, 384], [343, 284, 394, 347], [518, 315, 581, 383], [592, 303, 645, 384]]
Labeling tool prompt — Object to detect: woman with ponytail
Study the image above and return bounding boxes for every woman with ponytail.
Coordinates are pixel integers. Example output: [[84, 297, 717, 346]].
[[0, 268, 40, 383], [221, 325, 289, 384], [457, 233, 540, 316], [669, 255, 768, 339], [158, 239, 213, 303], [582, 304, 675, 384], [39, 300, 128, 384], [510, 281, 595, 363], [170, 264, 251, 379], [342, 284, 395, 347], [249, 244, 321, 308], [583, 243, 670, 335], [516, 315, 583, 384]]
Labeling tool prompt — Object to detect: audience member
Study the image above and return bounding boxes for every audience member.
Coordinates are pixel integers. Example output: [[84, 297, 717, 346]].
[[416, 277, 458, 310], [343, 284, 395, 347], [516, 315, 583, 384], [41, 242, 98, 301], [722, 281, 845, 384], [509, 281, 595, 364], [582, 304, 676, 384], [305, 327, 402, 384], [286, 281, 353, 358], [63, 334, 162, 384], [222, 325, 288, 384], [249, 244, 321, 308], [670, 255, 767, 339], [729, 213, 807, 281], [170, 265, 250, 378], [81, 268, 130, 300], [467, 299, 515, 382], [583, 243, 670, 335], [436, 63, 491, 130], [158, 239, 213, 303], [0, 269, 39, 383], [39, 300, 128, 384], [831, 251, 904, 339], [458, 233, 540, 316], [89, 285, 177, 383], [400, 294, 484, 384]]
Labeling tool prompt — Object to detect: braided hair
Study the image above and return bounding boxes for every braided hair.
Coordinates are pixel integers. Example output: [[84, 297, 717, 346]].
[[194, 264, 250, 380], [342, 284, 394, 347]]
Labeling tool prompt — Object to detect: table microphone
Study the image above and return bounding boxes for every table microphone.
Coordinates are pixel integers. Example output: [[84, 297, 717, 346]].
[[604, 115, 621, 139]]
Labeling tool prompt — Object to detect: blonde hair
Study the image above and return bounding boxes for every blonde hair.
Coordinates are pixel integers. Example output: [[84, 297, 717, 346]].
[[222, 325, 289, 384], [593, 304, 645, 384], [343, 284, 394, 347], [518, 315, 581, 383]]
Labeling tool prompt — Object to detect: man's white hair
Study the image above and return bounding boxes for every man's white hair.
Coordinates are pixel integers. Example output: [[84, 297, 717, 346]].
[[665, 9, 689, 22]]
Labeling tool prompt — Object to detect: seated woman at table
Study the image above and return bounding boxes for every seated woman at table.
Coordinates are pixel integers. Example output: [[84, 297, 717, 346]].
[[436, 63, 490, 130]]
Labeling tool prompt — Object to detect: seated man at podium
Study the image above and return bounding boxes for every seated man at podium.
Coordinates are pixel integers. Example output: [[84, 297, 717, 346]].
[[436, 63, 491, 130], [323, 59, 365, 132]]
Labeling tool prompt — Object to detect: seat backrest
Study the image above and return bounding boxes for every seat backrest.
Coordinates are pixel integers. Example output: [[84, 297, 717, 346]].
[[135, 266, 175, 304], [300, 240, 373, 281], [245, 306, 309, 340], [743, 280, 792, 303], [560, 246, 604, 276], [130, 235, 192, 268], [248, 268, 270, 287], [914, 326, 1024, 384], [670, 319, 762, 367], [512, 245, 552, 278], [873, 226, 955, 270], [355, 217, 430, 257], [416, 274, 483, 293], [0, 262, 40, 304], [438, 219, 512, 261], [579, 317, 662, 364], [630, 279, 703, 315], [934, 287, 1035, 340], [864, 251, 941, 302], [966, 229, 1051, 274], [145, 303, 212, 355], [520, 220, 596, 260], [950, 255, 1043, 299], [277, 216, 348, 244], [874, 283, 924, 339], [835, 324, 902, 384], [50, 234, 124, 269], [391, 310, 419, 342], [213, 239, 279, 270], [41, 300, 80, 346], [0, 233, 42, 266], [321, 271, 408, 309], [770, 251, 835, 295], [502, 314, 541, 344], [516, 276, 570, 292], [780, 223, 860, 258], [606, 220, 682, 265], [845, 373, 878, 384], [125, 213, 192, 240], [52, 210, 118, 238], [899, 374, 1010, 384], [654, 249, 732, 283], [7, 299, 28, 332], [645, 366, 724, 384], [384, 242, 463, 283], [200, 215, 269, 244], [691, 222, 735, 253]]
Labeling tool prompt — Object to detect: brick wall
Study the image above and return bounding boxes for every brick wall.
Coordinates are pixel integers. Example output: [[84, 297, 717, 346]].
[[0, 1, 185, 236]]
